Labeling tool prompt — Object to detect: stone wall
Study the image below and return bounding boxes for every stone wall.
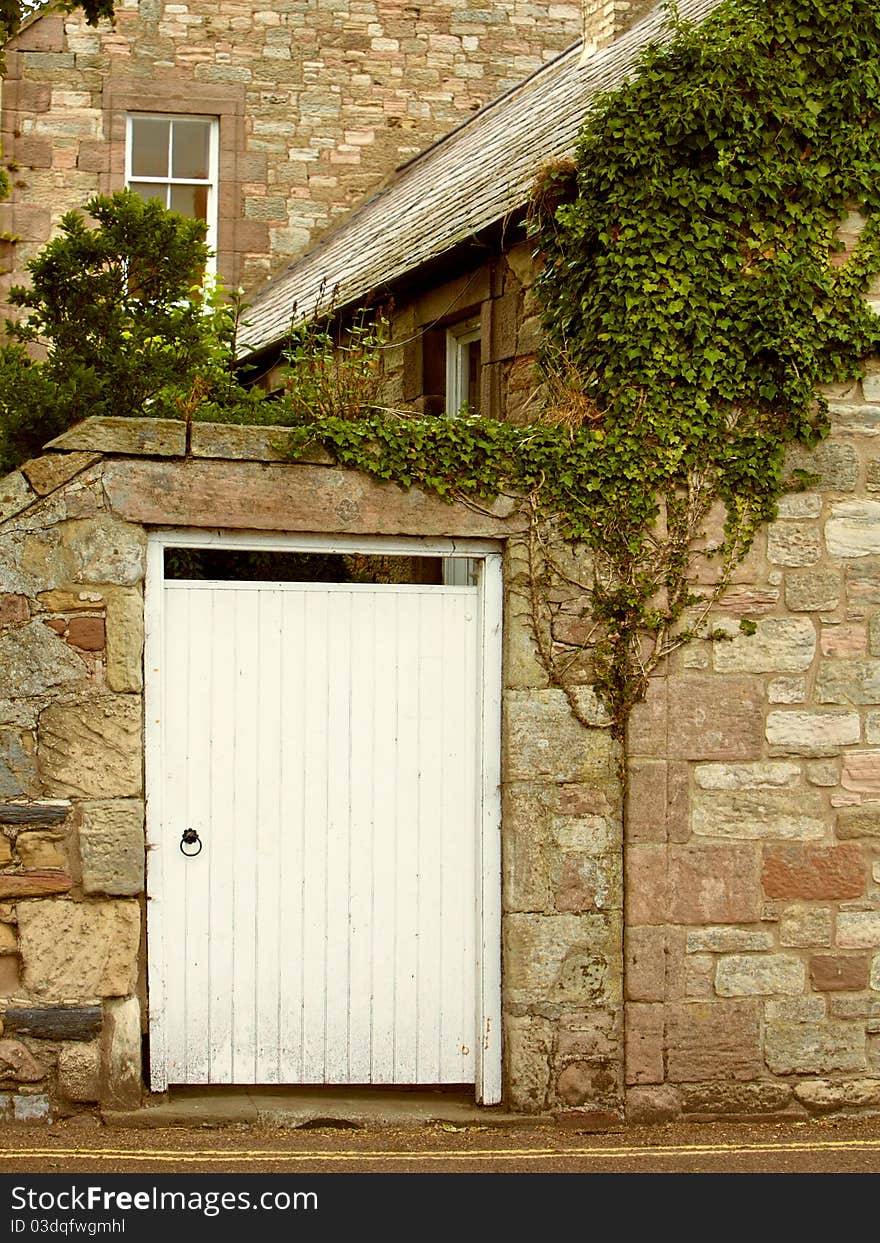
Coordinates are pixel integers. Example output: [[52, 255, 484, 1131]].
[[372, 239, 543, 425], [8, 389, 880, 1123], [0, 0, 582, 308], [502, 537, 624, 1115], [581, 0, 656, 56], [0, 447, 145, 1117], [0, 417, 626, 1118], [375, 223, 880, 1123], [624, 385, 880, 1123]]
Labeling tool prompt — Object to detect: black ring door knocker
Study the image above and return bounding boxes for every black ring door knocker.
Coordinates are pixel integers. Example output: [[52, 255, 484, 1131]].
[[180, 828, 203, 857]]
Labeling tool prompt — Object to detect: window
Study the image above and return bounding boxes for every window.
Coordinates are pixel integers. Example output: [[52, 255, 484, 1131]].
[[126, 114, 219, 275], [445, 317, 481, 415]]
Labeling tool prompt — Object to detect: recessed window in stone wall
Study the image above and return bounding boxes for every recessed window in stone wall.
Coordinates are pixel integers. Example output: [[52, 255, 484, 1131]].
[[126, 114, 219, 274]]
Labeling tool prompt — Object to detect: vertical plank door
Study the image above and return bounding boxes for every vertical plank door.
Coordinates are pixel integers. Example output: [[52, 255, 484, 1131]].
[[153, 579, 483, 1087]]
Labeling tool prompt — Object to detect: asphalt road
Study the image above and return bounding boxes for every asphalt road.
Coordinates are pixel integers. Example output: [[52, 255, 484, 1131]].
[[1, 1116, 877, 1236], [1, 1113, 880, 1173]]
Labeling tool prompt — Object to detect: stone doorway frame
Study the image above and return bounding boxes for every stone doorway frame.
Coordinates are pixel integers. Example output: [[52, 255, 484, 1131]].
[[143, 525, 504, 1103]]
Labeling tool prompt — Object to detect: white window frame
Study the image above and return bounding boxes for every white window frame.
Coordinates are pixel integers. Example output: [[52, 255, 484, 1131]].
[[125, 113, 220, 278], [445, 316, 481, 415]]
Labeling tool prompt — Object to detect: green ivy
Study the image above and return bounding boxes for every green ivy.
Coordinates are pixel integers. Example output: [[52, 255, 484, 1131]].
[[284, 0, 880, 727]]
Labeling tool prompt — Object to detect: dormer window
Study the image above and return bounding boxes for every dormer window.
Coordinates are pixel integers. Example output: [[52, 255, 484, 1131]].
[[126, 114, 219, 276]]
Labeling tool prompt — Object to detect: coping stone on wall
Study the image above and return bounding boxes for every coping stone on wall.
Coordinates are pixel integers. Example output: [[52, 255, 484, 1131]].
[[46, 417, 186, 457], [189, 422, 335, 465]]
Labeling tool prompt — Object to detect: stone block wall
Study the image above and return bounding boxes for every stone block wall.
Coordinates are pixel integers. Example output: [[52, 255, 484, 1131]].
[[502, 537, 624, 1115], [0, 418, 627, 1118], [376, 239, 544, 424], [0, 449, 145, 1117], [377, 217, 880, 1124], [9, 394, 880, 1122], [0, 0, 582, 308], [625, 387, 880, 1123]]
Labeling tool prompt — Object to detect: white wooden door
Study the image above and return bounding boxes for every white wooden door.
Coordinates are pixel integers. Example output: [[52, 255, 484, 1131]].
[[146, 552, 499, 1096]]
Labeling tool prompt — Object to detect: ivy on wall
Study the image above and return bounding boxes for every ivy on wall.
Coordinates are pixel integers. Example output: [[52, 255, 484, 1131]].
[[284, 0, 880, 736]]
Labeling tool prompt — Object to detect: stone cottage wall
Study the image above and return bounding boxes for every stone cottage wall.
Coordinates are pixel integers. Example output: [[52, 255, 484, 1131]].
[[0, 0, 582, 311]]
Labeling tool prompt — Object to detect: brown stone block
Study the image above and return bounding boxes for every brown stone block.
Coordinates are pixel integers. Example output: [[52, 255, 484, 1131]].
[[484, 292, 519, 363], [47, 416, 184, 457], [11, 13, 64, 51], [559, 785, 616, 818], [0, 594, 28, 627], [234, 219, 271, 253], [625, 926, 666, 1001], [21, 451, 102, 497], [501, 783, 553, 913], [625, 1002, 664, 1085], [11, 204, 51, 242], [16, 831, 66, 870], [626, 1083, 682, 1123], [810, 954, 870, 991], [190, 423, 333, 465], [18, 899, 140, 999], [12, 137, 53, 168], [552, 852, 616, 913], [625, 678, 666, 757], [556, 1009, 622, 1062], [666, 1000, 762, 1082], [625, 845, 667, 926], [504, 912, 619, 1006], [762, 843, 865, 900], [667, 676, 764, 760], [667, 762, 691, 842], [846, 559, 880, 608], [717, 586, 780, 615], [838, 802, 880, 840], [64, 617, 105, 651], [9, 81, 51, 113], [554, 1061, 620, 1109], [237, 152, 269, 182], [0, 953, 19, 995], [0, 1037, 45, 1082], [678, 1080, 793, 1116], [667, 845, 761, 924], [104, 458, 523, 537], [39, 697, 142, 799], [765, 1020, 865, 1074], [77, 141, 110, 173], [0, 869, 72, 899], [625, 761, 666, 844]]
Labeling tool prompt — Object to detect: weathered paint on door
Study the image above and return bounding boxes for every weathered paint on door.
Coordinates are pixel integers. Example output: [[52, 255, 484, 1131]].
[[148, 571, 495, 1090]]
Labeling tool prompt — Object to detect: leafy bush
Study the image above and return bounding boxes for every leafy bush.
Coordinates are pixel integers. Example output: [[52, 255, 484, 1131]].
[[0, 190, 265, 471]]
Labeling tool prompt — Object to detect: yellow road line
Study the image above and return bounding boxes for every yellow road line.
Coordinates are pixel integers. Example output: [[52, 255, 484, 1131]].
[[2, 1137, 880, 1163]]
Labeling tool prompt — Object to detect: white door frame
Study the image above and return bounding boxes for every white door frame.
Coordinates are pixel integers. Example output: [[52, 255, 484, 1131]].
[[144, 527, 503, 1104]]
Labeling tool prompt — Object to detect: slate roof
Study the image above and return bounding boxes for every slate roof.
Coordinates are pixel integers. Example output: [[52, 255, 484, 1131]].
[[241, 0, 723, 358]]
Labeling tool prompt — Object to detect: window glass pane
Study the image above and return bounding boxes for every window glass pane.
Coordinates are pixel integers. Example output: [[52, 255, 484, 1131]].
[[130, 118, 170, 177], [466, 338, 481, 413], [170, 182, 208, 221], [171, 119, 211, 180], [129, 181, 170, 208]]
